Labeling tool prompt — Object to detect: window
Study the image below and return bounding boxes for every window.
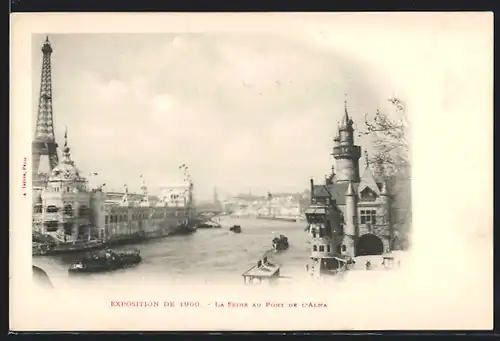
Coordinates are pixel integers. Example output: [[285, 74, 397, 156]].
[[342, 245, 346, 252], [46, 205, 58, 213], [313, 245, 318, 252], [360, 187, 377, 201], [327, 245, 331, 253], [79, 205, 88, 215], [63, 204, 73, 216], [45, 221, 58, 232], [319, 245, 325, 252], [360, 210, 377, 225]]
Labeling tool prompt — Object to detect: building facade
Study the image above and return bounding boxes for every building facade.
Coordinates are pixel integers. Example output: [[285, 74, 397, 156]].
[[32, 134, 93, 242], [305, 100, 393, 276], [159, 184, 191, 207], [33, 133, 192, 242]]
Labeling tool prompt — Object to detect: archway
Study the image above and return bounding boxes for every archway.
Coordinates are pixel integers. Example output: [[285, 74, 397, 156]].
[[356, 233, 384, 256]]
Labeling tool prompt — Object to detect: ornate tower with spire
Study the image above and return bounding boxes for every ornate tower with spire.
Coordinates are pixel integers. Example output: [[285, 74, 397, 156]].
[[35, 128, 92, 241], [304, 94, 394, 278], [33, 36, 59, 187], [331, 97, 361, 183]]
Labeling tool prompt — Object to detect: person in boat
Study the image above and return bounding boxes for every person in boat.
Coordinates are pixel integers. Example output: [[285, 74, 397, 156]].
[[263, 256, 268, 265]]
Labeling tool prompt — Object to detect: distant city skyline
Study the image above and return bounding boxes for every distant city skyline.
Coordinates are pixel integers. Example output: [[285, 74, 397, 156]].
[[32, 33, 408, 201]]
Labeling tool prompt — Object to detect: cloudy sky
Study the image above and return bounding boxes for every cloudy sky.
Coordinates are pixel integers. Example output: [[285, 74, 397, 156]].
[[30, 14, 490, 200]]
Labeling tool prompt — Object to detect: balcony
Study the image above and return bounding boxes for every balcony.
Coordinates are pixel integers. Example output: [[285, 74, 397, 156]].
[[332, 145, 361, 158]]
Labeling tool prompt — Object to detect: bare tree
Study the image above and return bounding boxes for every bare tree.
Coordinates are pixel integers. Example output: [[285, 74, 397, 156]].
[[360, 97, 412, 250], [360, 97, 410, 178]]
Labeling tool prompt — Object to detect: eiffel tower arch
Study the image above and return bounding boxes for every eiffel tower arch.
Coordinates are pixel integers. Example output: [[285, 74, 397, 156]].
[[32, 36, 59, 188]]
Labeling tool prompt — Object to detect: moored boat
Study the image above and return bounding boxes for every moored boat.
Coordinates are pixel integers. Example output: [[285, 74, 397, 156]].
[[256, 215, 298, 222], [197, 220, 221, 229], [33, 239, 107, 256], [172, 219, 197, 235], [68, 248, 142, 275]]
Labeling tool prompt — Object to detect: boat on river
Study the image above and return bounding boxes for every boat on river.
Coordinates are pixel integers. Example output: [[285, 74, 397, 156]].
[[229, 225, 242, 233], [272, 235, 289, 251], [68, 248, 142, 275]]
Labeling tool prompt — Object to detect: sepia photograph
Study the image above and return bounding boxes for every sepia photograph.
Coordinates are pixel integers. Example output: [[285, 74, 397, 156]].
[[10, 13, 493, 331]]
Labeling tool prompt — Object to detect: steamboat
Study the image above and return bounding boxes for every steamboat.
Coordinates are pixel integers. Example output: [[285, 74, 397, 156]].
[[68, 248, 142, 275], [272, 235, 289, 251]]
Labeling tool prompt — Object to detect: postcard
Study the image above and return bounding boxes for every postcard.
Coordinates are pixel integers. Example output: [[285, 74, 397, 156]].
[[10, 12, 493, 331]]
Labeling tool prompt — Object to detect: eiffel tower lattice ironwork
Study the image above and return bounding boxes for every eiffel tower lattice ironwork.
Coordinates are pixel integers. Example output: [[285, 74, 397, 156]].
[[32, 36, 59, 182]]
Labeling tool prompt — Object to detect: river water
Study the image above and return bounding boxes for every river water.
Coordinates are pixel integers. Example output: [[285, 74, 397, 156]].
[[33, 217, 311, 287]]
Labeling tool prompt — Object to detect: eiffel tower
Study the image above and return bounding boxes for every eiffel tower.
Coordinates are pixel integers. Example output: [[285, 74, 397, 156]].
[[32, 36, 59, 187]]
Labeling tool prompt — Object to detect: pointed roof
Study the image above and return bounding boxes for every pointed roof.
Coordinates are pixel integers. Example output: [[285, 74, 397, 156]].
[[48, 127, 82, 182], [339, 95, 353, 130], [358, 165, 380, 196], [61, 126, 73, 165], [312, 182, 359, 205]]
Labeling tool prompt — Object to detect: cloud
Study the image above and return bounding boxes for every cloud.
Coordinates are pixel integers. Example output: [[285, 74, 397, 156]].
[[32, 33, 382, 199]]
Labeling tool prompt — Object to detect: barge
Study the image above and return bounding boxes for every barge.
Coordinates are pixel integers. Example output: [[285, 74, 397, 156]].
[[68, 248, 142, 275]]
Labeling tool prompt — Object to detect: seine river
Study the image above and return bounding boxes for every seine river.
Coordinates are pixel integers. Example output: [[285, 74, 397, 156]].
[[33, 217, 311, 287]]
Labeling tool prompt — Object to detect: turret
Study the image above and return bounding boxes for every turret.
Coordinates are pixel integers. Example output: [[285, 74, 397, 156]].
[[342, 181, 357, 257], [331, 97, 361, 183], [120, 184, 131, 207], [379, 180, 390, 224], [139, 175, 149, 207], [339, 102, 354, 146]]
